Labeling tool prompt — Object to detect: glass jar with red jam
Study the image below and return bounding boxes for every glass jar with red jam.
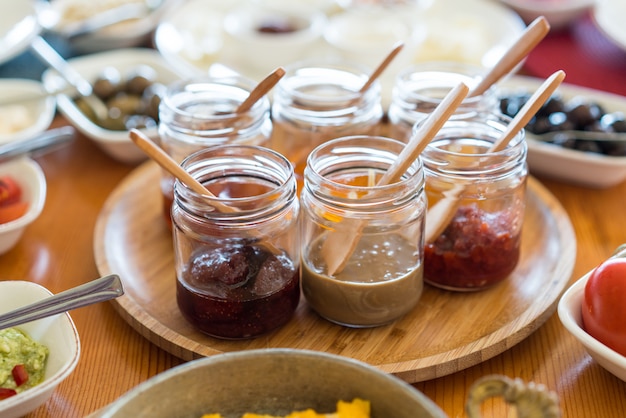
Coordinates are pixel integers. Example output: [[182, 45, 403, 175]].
[[271, 60, 383, 190], [388, 62, 499, 143], [172, 145, 300, 339], [300, 135, 427, 328], [421, 113, 528, 291], [159, 76, 272, 227]]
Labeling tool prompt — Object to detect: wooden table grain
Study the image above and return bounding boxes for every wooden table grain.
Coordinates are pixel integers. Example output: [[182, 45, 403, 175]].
[[2, 115, 626, 418]]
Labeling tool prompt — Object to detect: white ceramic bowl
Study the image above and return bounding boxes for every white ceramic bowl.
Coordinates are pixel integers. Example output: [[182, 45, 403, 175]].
[[41, 48, 186, 164], [38, 0, 177, 54], [0, 157, 46, 255], [0, 0, 40, 65], [499, 0, 596, 30], [501, 76, 626, 189], [97, 349, 446, 417], [558, 255, 626, 382], [0, 280, 80, 418], [222, 4, 327, 76], [0, 79, 56, 145]]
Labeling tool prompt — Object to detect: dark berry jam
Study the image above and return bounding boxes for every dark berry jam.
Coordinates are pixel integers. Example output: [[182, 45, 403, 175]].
[[424, 205, 521, 291], [177, 244, 300, 339]]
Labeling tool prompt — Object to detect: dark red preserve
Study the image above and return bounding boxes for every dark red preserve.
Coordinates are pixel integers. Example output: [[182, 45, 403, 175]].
[[177, 245, 300, 339]]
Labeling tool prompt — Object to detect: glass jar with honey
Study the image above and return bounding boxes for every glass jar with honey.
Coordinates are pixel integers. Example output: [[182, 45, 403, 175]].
[[271, 60, 384, 190], [172, 145, 300, 339], [388, 62, 499, 143]]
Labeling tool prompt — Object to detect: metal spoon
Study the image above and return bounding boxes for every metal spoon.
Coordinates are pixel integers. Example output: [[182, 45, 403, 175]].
[[0, 275, 124, 331], [0, 126, 75, 163], [528, 130, 626, 143], [29, 36, 109, 121]]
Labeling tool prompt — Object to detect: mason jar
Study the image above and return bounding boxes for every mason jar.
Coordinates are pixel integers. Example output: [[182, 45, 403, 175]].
[[172, 145, 300, 339], [271, 60, 384, 190], [300, 135, 427, 328], [388, 62, 499, 143], [421, 113, 528, 291], [159, 76, 273, 226]]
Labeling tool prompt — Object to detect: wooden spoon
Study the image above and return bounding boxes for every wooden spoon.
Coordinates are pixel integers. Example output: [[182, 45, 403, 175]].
[[235, 66, 286, 113], [359, 41, 405, 94], [129, 129, 237, 214], [320, 81, 470, 277], [424, 70, 566, 244], [469, 16, 550, 97], [129, 129, 284, 254]]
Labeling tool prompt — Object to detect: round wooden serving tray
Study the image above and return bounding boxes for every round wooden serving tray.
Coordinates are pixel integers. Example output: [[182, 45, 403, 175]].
[[94, 161, 576, 383]]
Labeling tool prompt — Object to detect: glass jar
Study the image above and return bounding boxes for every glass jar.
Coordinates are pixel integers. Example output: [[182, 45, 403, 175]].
[[388, 62, 499, 143], [271, 60, 384, 189], [172, 145, 300, 339], [159, 76, 273, 225], [300, 135, 427, 328], [421, 113, 528, 291]]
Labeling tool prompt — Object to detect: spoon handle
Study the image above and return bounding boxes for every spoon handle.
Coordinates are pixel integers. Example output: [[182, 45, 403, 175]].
[[0, 126, 75, 163], [0, 275, 124, 331]]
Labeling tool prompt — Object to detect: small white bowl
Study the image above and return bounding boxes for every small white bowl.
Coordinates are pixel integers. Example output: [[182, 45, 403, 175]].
[[0, 157, 46, 255], [558, 265, 626, 382], [41, 48, 185, 164], [222, 5, 327, 76], [38, 0, 177, 54], [0, 79, 56, 144], [501, 76, 626, 189], [0, 280, 80, 418], [499, 0, 596, 30]]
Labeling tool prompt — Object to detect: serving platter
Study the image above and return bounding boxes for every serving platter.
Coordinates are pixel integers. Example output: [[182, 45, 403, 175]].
[[94, 161, 576, 383]]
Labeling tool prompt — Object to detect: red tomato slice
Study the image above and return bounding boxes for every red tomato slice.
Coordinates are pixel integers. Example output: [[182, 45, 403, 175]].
[[0, 201, 28, 224], [581, 257, 626, 356], [12, 364, 29, 387], [0, 175, 22, 207], [0, 387, 18, 400]]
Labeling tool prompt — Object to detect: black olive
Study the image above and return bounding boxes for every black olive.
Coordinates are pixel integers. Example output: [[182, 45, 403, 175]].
[[600, 112, 626, 132], [565, 97, 604, 128]]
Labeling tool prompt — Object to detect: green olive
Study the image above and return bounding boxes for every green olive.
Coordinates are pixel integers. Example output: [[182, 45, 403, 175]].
[[107, 93, 145, 116], [74, 97, 97, 122], [92, 67, 122, 100], [125, 65, 158, 95]]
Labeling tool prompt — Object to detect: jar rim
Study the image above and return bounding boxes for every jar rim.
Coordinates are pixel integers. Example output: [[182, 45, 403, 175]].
[[162, 76, 271, 122], [304, 135, 424, 207], [176, 145, 296, 219]]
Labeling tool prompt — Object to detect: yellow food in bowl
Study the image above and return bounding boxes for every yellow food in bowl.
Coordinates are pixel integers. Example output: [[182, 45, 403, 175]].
[[202, 398, 370, 418]]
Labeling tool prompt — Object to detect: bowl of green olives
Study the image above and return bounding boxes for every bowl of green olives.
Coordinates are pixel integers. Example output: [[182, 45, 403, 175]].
[[500, 76, 626, 189], [42, 48, 188, 164]]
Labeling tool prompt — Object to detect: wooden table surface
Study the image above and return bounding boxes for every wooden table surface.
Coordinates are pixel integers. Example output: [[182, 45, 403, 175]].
[[1, 111, 624, 417]]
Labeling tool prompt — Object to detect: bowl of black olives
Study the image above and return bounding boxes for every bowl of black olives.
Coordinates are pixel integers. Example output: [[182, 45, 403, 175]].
[[42, 48, 187, 164], [500, 76, 626, 189]]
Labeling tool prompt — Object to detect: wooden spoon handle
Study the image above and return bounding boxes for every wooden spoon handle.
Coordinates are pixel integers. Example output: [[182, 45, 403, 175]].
[[236, 67, 286, 114], [359, 41, 404, 94], [469, 16, 550, 97], [491, 70, 565, 151], [377, 82, 469, 185], [129, 129, 237, 213]]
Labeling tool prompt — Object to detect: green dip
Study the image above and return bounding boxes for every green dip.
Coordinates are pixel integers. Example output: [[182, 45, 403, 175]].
[[0, 328, 49, 393]]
